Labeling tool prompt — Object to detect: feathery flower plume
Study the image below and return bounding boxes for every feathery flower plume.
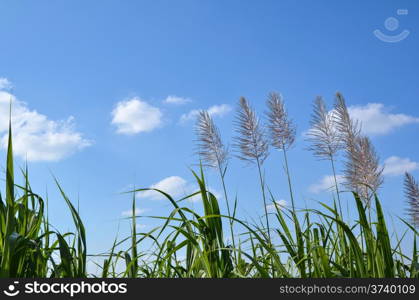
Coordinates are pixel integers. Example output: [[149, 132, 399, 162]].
[[234, 97, 269, 165], [345, 136, 383, 205], [233, 97, 271, 241], [195, 110, 228, 170], [195, 110, 237, 256], [334, 93, 383, 205], [404, 172, 419, 228], [266, 92, 296, 151], [266, 92, 297, 212], [333, 92, 360, 151], [306, 96, 342, 160], [306, 96, 343, 215]]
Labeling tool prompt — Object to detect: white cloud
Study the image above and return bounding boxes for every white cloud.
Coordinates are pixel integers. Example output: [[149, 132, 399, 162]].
[[382, 156, 419, 176], [0, 78, 12, 90], [207, 104, 232, 116], [111, 97, 163, 135], [348, 103, 419, 135], [180, 104, 231, 123], [266, 200, 287, 212], [121, 208, 149, 217], [164, 95, 191, 105], [309, 174, 344, 194], [0, 90, 91, 161], [137, 175, 220, 203], [139, 176, 189, 200]]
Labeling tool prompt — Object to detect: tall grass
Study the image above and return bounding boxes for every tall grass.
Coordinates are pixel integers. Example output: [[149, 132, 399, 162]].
[[0, 120, 86, 278], [95, 171, 417, 278], [0, 93, 418, 278]]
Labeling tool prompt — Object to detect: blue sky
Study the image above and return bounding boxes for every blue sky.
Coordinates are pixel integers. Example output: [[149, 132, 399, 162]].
[[1, 0, 418, 266]]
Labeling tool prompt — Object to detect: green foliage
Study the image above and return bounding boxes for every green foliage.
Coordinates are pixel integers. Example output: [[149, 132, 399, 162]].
[[0, 117, 417, 278], [0, 122, 87, 278], [97, 170, 418, 278]]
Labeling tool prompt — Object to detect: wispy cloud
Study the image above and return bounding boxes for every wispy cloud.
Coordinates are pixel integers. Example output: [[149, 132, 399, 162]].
[[121, 208, 149, 217], [138, 176, 189, 200], [266, 200, 287, 212], [111, 97, 163, 135], [382, 156, 418, 176], [0, 88, 91, 162], [164, 95, 191, 105], [348, 103, 419, 135], [303, 103, 419, 138], [0, 78, 12, 90], [137, 175, 220, 202], [180, 104, 231, 123], [309, 174, 344, 194]]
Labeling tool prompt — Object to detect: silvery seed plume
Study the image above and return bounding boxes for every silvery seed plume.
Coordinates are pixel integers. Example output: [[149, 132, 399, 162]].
[[333, 92, 361, 151], [404, 172, 419, 228], [233, 97, 269, 165], [266, 92, 296, 150], [334, 93, 383, 205], [345, 135, 383, 205], [306, 96, 342, 160], [195, 110, 228, 169]]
